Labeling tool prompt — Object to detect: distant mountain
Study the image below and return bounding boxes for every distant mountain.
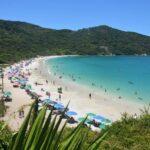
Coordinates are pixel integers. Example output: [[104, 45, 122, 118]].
[[0, 19, 150, 63]]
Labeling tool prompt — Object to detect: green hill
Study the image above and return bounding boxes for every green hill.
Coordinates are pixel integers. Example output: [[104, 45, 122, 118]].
[[0, 19, 150, 63]]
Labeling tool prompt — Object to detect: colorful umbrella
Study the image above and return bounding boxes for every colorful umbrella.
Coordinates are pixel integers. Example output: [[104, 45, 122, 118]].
[[92, 115, 106, 123], [86, 112, 96, 117], [54, 103, 64, 109], [99, 124, 106, 129], [4, 91, 12, 97], [66, 111, 77, 116], [43, 99, 56, 105], [78, 117, 90, 123], [25, 84, 32, 90]]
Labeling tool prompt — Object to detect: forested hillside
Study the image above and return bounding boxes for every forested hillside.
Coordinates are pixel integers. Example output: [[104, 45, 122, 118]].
[[0, 19, 150, 63]]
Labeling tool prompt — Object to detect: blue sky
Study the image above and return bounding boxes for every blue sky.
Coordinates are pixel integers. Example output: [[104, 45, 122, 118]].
[[0, 0, 150, 35]]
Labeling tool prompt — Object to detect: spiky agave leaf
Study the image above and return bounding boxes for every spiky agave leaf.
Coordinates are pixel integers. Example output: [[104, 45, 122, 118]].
[[24, 106, 47, 150], [35, 108, 54, 150], [8, 132, 18, 150], [40, 114, 58, 150], [75, 126, 91, 150], [46, 103, 69, 150], [59, 119, 86, 150], [87, 131, 108, 150], [52, 119, 68, 150], [7, 102, 108, 150]]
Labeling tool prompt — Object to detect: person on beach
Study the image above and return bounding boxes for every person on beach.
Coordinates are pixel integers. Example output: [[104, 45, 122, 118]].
[[21, 108, 24, 118], [92, 83, 95, 86], [19, 107, 24, 118], [19, 110, 22, 118], [41, 88, 44, 92], [46, 91, 51, 98], [89, 93, 92, 99], [59, 94, 61, 101], [46, 80, 48, 84]]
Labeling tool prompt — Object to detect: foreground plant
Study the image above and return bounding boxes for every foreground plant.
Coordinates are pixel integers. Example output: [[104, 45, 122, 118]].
[[0, 102, 107, 150]]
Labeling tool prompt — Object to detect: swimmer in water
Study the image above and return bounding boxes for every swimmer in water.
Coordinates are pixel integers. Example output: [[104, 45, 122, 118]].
[[128, 81, 134, 84], [116, 88, 120, 91], [134, 91, 137, 95], [92, 83, 95, 86]]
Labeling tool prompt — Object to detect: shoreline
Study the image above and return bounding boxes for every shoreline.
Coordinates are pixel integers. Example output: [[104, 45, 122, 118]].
[[44, 55, 149, 106], [33, 56, 144, 121], [1, 55, 146, 131]]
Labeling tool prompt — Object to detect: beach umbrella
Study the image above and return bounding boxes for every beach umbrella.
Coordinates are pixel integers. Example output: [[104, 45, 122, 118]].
[[4, 91, 12, 97], [19, 80, 27, 85], [78, 117, 91, 123], [104, 119, 112, 125], [86, 112, 96, 117], [66, 111, 77, 116], [92, 115, 106, 123], [99, 124, 106, 129], [43, 99, 56, 105], [25, 84, 32, 90], [54, 103, 64, 109]]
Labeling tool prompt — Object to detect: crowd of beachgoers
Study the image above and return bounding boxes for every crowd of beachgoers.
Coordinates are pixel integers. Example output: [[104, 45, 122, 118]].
[[2, 58, 112, 131]]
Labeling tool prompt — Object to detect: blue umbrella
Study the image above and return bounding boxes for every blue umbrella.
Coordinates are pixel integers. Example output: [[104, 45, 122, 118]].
[[19, 80, 27, 85], [66, 111, 77, 116], [92, 115, 106, 123], [43, 99, 56, 105], [54, 103, 64, 109]]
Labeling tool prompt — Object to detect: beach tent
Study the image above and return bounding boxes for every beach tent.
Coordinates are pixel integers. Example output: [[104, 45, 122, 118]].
[[66, 111, 77, 116]]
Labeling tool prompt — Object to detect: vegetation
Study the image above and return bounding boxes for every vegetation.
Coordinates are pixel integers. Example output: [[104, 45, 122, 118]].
[[0, 19, 150, 63], [0, 102, 150, 149], [99, 107, 150, 150], [0, 121, 12, 149], [0, 102, 107, 150]]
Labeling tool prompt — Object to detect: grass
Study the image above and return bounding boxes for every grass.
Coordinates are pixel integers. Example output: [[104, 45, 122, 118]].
[[99, 110, 150, 150]]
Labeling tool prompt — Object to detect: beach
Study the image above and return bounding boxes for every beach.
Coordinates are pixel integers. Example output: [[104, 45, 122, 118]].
[[1, 55, 145, 131]]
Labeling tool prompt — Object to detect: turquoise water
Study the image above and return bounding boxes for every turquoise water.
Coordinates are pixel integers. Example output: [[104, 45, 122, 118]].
[[46, 56, 150, 104]]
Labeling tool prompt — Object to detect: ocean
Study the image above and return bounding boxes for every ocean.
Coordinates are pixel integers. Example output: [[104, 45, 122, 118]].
[[45, 56, 150, 104]]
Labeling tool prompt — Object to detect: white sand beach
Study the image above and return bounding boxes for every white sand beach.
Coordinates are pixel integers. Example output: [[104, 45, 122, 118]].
[[1, 55, 145, 131]]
